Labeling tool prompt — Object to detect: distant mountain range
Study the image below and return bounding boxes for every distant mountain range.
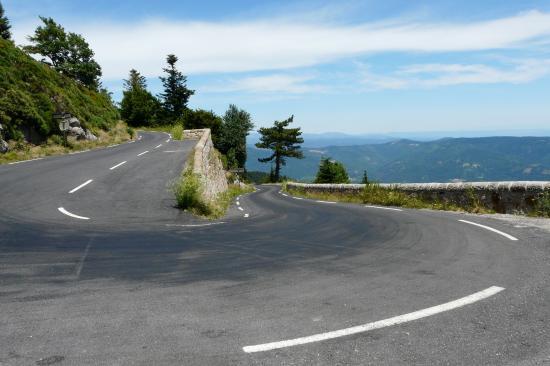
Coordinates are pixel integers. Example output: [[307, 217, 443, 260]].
[[246, 136, 550, 183], [247, 130, 550, 148]]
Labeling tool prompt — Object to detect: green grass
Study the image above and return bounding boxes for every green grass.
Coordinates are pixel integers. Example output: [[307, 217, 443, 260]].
[[170, 124, 183, 140], [173, 168, 254, 219], [0, 38, 119, 141], [285, 182, 492, 214]]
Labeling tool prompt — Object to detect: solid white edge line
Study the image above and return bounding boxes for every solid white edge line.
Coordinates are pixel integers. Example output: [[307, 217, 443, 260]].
[[109, 161, 127, 170], [155, 144, 162, 148], [58, 207, 90, 220], [282, 193, 289, 197], [8, 158, 44, 165], [69, 179, 93, 194], [243, 286, 505, 353], [365, 205, 403, 212], [293, 197, 304, 200], [459, 220, 518, 241], [165, 222, 226, 227], [137, 150, 149, 156]]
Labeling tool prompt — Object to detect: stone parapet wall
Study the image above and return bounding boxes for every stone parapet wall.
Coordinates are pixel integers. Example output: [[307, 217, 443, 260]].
[[287, 181, 550, 214], [187, 129, 228, 200]]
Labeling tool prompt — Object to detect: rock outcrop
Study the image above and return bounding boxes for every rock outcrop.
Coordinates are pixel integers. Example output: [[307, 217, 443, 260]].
[[0, 138, 8, 153]]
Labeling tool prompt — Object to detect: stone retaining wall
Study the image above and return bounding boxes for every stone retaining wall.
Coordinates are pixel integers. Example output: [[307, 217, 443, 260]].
[[287, 181, 550, 214], [185, 129, 228, 200]]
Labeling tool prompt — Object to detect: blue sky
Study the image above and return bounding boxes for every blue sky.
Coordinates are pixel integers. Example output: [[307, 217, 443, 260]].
[[4, 0, 550, 134]]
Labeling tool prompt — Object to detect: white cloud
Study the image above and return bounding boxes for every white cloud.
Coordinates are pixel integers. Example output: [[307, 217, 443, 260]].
[[359, 59, 550, 90], [13, 10, 550, 79], [202, 74, 325, 94]]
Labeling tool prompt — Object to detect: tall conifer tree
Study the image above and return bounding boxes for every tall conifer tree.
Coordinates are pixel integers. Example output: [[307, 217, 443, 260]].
[[158, 54, 194, 123]]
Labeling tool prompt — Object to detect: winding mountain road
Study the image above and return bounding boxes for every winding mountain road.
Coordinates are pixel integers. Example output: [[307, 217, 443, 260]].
[[1, 132, 549, 365]]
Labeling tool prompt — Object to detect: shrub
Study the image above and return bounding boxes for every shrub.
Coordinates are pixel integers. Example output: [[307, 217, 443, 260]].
[[171, 124, 183, 140], [172, 169, 211, 215], [315, 157, 350, 183], [535, 191, 550, 217]]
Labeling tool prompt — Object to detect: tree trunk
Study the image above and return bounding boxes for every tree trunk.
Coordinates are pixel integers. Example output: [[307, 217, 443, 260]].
[[274, 153, 281, 182]]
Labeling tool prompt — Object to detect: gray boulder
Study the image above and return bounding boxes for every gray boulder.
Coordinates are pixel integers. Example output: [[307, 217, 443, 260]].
[[68, 126, 86, 139], [0, 139, 8, 154], [68, 117, 81, 128], [84, 129, 98, 141]]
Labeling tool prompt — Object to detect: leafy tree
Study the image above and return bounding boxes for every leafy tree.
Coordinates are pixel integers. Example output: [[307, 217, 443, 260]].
[[24, 17, 102, 89], [120, 69, 160, 127], [256, 115, 304, 182], [361, 170, 369, 184], [0, 1, 12, 41], [314, 157, 350, 183], [158, 54, 194, 122], [218, 104, 254, 169], [182, 108, 222, 141]]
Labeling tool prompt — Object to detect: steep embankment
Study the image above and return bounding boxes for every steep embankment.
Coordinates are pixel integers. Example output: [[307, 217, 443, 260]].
[[0, 38, 119, 142]]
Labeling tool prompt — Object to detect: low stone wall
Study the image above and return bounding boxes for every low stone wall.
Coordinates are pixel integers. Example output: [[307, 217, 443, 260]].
[[186, 129, 228, 201], [287, 181, 550, 214]]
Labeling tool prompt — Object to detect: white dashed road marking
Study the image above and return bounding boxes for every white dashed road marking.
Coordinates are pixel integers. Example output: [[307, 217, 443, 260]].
[[109, 161, 127, 170], [58, 207, 90, 220], [315, 200, 336, 204], [137, 151, 149, 156], [459, 220, 518, 241], [243, 286, 505, 353], [238, 207, 244, 211], [365, 205, 403, 212], [8, 158, 44, 165], [244, 214, 249, 218], [69, 179, 93, 194], [155, 144, 162, 149]]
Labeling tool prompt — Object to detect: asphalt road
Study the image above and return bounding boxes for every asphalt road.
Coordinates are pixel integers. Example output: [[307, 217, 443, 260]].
[[1, 132, 549, 365]]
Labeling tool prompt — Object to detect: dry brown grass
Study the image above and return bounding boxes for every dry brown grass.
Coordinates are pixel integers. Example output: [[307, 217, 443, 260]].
[[0, 121, 134, 164]]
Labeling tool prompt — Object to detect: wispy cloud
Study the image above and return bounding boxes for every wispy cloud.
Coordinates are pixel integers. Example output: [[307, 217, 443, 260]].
[[13, 10, 550, 79], [359, 59, 550, 90], [202, 74, 325, 94]]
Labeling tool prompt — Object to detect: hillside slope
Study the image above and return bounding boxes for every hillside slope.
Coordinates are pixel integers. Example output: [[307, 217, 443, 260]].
[[0, 38, 119, 142], [247, 136, 550, 182]]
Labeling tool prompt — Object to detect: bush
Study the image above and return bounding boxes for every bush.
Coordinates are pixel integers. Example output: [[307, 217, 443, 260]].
[[171, 124, 183, 140], [173, 169, 211, 215], [535, 191, 550, 217], [315, 157, 350, 183]]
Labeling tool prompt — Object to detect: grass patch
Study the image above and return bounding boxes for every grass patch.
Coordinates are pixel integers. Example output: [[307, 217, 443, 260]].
[[0, 121, 133, 164], [170, 124, 183, 140], [173, 168, 254, 219], [285, 182, 492, 214]]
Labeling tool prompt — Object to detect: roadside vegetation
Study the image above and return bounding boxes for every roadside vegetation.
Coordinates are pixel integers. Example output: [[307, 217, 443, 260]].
[[534, 191, 550, 217], [0, 121, 133, 164], [285, 182, 493, 214], [173, 168, 254, 219]]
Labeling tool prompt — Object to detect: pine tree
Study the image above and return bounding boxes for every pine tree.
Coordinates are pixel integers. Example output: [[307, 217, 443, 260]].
[[158, 54, 194, 123], [361, 170, 369, 184], [120, 69, 160, 127], [0, 1, 12, 41], [314, 158, 350, 183], [256, 115, 304, 182]]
